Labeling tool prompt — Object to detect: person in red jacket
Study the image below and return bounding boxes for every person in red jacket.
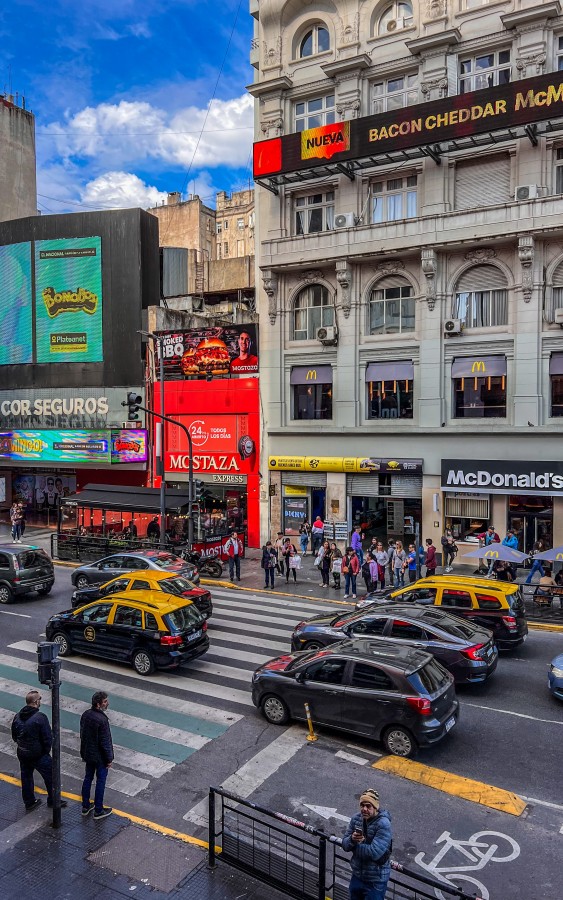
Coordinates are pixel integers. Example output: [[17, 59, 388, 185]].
[[424, 538, 437, 578], [342, 547, 360, 599]]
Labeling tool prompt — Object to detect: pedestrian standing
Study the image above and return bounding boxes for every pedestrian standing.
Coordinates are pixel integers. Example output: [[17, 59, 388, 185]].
[[343, 547, 360, 599], [10, 502, 22, 543], [261, 541, 277, 589], [311, 516, 325, 555], [372, 543, 389, 590], [330, 542, 342, 588], [11, 689, 66, 812], [477, 525, 500, 576], [351, 526, 364, 566], [362, 553, 374, 593], [407, 543, 417, 583], [440, 530, 457, 573], [424, 538, 437, 578], [225, 531, 242, 582], [282, 538, 298, 584], [275, 532, 285, 574], [319, 539, 331, 587], [391, 541, 407, 587], [342, 789, 392, 900], [525, 540, 546, 585], [299, 522, 311, 557], [80, 691, 114, 819], [386, 539, 396, 583], [18, 503, 27, 540]]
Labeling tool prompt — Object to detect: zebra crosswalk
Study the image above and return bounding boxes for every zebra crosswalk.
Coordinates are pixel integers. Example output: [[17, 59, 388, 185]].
[[0, 589, 338, 801]]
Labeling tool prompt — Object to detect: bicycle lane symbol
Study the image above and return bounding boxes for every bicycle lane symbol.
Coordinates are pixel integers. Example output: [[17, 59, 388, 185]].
[[414, 829, 520, 900]]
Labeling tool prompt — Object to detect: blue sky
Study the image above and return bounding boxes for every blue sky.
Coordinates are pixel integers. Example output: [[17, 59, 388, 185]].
[[2, 0, 255, 212]]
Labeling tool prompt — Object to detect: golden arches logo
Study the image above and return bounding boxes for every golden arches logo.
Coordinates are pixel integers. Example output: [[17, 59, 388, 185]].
[[556, 552, 563, 560], [306, 370, 317, 381], [471, 361, 486, 373], [484, 549, 499, 558]]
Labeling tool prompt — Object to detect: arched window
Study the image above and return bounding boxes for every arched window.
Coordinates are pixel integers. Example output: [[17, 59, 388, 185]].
[[299, 24, 330, 58], [452, 265, 508, 328], [369, 277, 415, 334], [546, 257, 563, 324], [292, 284, 334, 340], [377, 2, 414, 35]]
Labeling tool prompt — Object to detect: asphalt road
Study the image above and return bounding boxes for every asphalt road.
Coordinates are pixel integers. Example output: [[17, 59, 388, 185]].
[[0, 565, 561, 900]]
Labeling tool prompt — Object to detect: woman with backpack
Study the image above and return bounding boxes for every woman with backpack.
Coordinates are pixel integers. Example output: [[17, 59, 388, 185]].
[[342, 547, 360, 599]]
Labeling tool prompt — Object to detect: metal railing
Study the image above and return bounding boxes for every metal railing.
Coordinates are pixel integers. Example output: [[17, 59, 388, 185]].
[[208, 788, 482, 900]]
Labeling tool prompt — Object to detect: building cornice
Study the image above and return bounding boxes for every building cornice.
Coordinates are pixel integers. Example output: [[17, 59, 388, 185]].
[[406, 28, 461, 56], [321, 54, 372, 79], [501, 2, 561, 30], [246, 76, 292, 98]]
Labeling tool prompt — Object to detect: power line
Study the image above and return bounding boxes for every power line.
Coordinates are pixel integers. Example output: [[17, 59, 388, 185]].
[[36, 125, 253, 137]]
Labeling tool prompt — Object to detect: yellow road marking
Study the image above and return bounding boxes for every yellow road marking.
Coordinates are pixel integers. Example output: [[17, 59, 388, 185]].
[[373, 757, 526, 816]]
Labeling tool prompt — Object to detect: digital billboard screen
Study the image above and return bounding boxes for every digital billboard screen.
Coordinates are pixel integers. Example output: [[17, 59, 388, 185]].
[[0, 429, 147, 464], [0, 242, 33, 365], [35, 237, 103, 363], [157, 324, 259, 380]]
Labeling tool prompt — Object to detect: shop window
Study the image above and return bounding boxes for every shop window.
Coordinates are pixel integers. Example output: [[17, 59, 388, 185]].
[[294, 191, 334, 235], [293, 382, 332, 420], [292, 284, 334, 340], [453, 374, 506, 418], [376, 2, 414, 35], [459, 49, 511, 93], [295, 94, 335, 132], [372, 175, 417, 223], [372, 74, 418, 114], [444, 495, 489, 543], [298, 24, 330, 59], [368, 379, 413, 419], [369, 281, 415, 334]]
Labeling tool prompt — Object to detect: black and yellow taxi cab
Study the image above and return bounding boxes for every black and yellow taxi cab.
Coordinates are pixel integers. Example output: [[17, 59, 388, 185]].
[[70, 569, 213, 619], [46, 591, 209, 675], [357, 574, 527, 649]]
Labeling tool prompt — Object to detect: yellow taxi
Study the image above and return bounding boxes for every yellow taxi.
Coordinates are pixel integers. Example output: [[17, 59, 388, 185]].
[[357, 574, 527, 648], [46, 590, 209, 675], [70, 569, 212, 619]]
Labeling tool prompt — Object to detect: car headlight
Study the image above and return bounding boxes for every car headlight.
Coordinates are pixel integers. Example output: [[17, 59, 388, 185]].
[[550, 664, 563, 678]]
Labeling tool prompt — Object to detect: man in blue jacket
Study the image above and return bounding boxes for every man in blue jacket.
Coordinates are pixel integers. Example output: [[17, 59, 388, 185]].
[[11, 689, 67, 811], [342, 789, 392, 899], [80, 690, 114, 819]]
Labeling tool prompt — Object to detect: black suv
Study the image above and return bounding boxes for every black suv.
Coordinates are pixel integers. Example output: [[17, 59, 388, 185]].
[[0, 545, 55, 604], [252, 639, 459, 758]]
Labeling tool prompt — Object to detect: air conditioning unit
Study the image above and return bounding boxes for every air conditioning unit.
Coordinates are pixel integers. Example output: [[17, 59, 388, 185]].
[[554, 308, 563, 325], [515, 184, 539, 201], [316, 325, 338, 344], [334, 212, 356, 229], [444, 319, 463, 336]]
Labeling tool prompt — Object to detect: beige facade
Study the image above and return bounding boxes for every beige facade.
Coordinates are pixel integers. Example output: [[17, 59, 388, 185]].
[[251, 0, 563, 555], [148, 192, 216, 260], [0, 96, 37, 222], [216, 189, 255, 260]]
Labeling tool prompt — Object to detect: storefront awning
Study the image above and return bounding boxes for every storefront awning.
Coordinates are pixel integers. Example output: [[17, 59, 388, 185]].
[[451, 356, 506, 378], [549, 352, 563, 375], [290, 366, 333, 385], [365, 361, 414, 382], [61, 484, 192, 514]]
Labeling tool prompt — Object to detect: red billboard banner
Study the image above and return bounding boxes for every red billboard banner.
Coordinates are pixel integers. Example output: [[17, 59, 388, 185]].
[[156, 324, 259, 380], [164, 413, 256, 475]]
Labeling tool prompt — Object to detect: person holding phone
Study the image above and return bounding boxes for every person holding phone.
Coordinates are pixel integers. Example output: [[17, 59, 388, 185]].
[[342, 789, 392, 900]]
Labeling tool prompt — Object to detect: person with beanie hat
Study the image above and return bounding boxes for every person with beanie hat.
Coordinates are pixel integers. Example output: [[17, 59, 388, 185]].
[[342, 788, 392, 899]]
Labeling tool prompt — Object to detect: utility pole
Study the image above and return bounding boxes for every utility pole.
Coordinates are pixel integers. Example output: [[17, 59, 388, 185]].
[[37, 642, 62, 828]]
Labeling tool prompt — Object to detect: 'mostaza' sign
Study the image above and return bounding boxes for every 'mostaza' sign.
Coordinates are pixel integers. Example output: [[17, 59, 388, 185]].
[[441, 459, 563, 495]]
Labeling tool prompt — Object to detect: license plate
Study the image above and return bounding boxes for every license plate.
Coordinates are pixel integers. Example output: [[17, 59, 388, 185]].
[[187, 629, 202, 642], [445, 716, 456, 733], [36, 583, 45, 591]]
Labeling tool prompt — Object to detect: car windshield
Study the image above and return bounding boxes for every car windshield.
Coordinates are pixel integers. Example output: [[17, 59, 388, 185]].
[[17, 550, 50, 567], [150, 553, 182, 569], [164, 605, 203, 632], [330, 609, 363, 626], [159, 576, 196, 594], [420, 610, 477, 640], [286, 650, 324, 670], [408, 658, 450, 695]]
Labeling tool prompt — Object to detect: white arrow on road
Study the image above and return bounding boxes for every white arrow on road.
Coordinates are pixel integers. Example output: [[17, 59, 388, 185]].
[[304, 803, 349, 824]]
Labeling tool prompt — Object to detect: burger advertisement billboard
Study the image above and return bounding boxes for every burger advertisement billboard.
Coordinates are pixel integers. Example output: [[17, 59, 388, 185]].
[[156, 325, 259, 380]]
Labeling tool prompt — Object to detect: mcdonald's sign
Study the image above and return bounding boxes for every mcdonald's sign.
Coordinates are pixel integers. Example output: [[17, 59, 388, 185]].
[[306, 370, 317, 381], [484, 549, 499, 558], [471, 360, 486, 374], [556, 552, 563, 561]]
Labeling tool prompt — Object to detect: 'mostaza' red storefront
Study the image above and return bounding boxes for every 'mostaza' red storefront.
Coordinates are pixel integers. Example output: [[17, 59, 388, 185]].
[[154, 378, 260, 549]]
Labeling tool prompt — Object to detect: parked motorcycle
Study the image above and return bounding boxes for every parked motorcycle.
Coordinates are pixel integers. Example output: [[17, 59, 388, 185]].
[[179, 547, 224, 578]]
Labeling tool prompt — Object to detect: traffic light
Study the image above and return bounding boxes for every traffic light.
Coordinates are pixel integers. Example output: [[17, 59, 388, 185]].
[[122, 391, 142, 420], [37, 641, 60, 685], [194, 479, 206, 503]]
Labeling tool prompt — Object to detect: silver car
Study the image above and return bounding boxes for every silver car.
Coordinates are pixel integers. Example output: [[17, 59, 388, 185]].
[[71, 549, 199, 590]]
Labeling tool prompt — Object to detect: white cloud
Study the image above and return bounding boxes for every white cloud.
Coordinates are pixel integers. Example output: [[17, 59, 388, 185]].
[[81, 172, 168, 208]]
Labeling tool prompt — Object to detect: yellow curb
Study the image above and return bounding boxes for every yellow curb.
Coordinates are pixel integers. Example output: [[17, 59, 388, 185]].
[[527, 622, 563, 632], [373, 756, 526, 817], [0, 772, 210, 849], [202, 578, 355, 606]]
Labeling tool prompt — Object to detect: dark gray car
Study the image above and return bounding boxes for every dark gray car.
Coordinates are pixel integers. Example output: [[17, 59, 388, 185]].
[[252, 639, 459, 758], [0, 545, 55, 603], [71, 549, 199, 589]]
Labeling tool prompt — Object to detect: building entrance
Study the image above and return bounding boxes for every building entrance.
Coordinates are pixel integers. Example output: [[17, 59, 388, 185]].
[[508, 495, 553, 552]]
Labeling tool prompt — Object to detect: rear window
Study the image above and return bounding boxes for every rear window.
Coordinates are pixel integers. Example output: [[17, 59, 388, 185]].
[[420, 610, 476, 640], [475, 594, 502, 610], [164, 605, 203, 632], [160, 576, 196, 594], [150, 553, 181, 569], [408, 658, 450, 695], [17, 550, 51, 568]]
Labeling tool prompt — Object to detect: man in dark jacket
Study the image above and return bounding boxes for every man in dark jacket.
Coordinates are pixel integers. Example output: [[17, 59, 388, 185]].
[[80, 690, 114, 819], [342, 789, 392, 900], [11, 689, 66, 811]]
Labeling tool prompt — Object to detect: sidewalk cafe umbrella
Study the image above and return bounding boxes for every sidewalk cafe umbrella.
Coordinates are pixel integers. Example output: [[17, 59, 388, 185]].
[[462, 545, 529, 564], [528, 545, 563, 563]]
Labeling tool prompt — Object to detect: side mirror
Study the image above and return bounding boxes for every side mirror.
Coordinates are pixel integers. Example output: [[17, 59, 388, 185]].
[[295, 671, 305, 683]]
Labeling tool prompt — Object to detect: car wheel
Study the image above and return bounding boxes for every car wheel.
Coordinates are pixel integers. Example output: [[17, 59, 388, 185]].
[[0, 584, 13, 604], [75, 575, 89, 590], [261, 694, 290, 725], [52, 632, 73, 656], [383, 726, 417, 758], [37, 586, 52, 596], [132, 649, 155, 676], [304, 641, 323, 651]]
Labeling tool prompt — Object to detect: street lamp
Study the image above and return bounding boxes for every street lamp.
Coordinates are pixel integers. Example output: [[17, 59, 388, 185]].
[[137, 329, 194, 549]]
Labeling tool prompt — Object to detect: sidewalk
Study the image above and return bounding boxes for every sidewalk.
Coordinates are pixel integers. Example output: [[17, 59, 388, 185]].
[[0, 776, 287, 899]]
